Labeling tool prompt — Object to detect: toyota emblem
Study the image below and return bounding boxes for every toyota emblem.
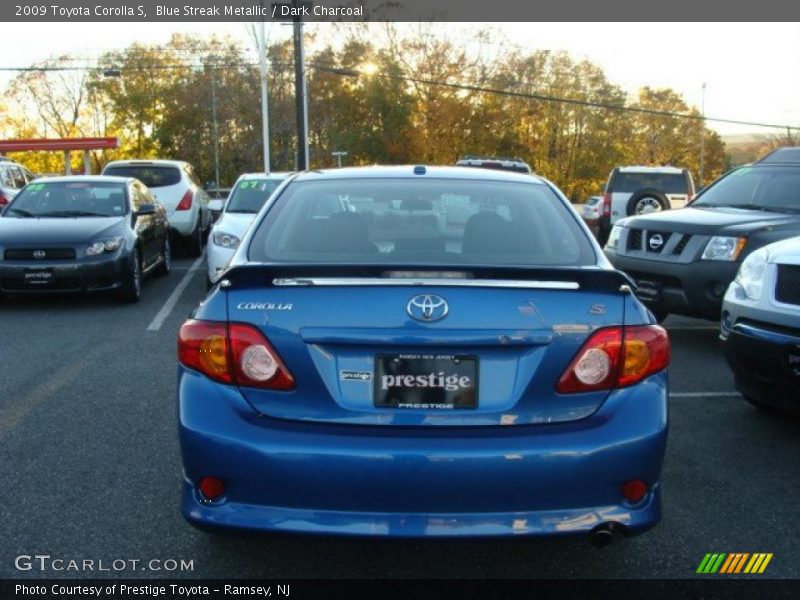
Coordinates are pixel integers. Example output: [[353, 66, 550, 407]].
[[33, 250, 46, 259], [407, 294, 449, 322]]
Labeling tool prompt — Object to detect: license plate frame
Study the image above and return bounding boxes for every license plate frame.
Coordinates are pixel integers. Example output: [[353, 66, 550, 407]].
[[373, 354, 478, 410], [23, 268, 54, 285], [634, 279, 661, 303]]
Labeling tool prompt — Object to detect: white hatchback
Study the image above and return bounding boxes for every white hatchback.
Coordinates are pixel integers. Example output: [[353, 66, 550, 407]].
[[102, 159, 211, 257], [206, 172, 290, 286]]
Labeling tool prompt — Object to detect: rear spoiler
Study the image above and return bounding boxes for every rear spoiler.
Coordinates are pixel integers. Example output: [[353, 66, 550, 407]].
[[219, 264, 635, 294]]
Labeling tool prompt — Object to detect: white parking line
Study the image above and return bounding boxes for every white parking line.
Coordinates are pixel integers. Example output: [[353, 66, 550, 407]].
[[147, 255, 204, 332], [669, 392, 740, 398]]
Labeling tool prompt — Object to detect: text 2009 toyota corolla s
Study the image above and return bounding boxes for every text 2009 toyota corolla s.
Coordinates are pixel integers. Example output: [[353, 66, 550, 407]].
[[177, 166, 669, 544]]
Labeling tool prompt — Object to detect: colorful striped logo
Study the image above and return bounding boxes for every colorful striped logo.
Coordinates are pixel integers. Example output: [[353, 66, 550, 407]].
[[696, 553, 773, 574]]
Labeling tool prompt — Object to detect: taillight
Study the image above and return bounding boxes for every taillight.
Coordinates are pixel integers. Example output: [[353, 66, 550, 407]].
[[178, 319, 295, 390], [0, 191, 9, 206], [228, 323, 295, 390], [556, 325, 670, 394], [602, 192, 611, 217], [176, 189, 193, 210], [178, 321, 231, 383]]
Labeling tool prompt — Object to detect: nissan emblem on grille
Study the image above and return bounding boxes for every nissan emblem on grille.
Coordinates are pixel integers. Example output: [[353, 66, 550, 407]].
[[649, 234, 664, 251], [407, 294, 449, 322]]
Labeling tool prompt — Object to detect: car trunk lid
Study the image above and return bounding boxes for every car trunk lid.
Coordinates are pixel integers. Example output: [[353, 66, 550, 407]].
[[222, 265, 631, 427]]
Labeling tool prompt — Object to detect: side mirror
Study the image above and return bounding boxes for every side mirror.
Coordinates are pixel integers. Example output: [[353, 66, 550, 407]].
[[135, 203, 157, 216]]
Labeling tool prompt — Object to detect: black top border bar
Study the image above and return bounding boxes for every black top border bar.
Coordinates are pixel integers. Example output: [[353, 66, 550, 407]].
[[3, 0, 800, 22]]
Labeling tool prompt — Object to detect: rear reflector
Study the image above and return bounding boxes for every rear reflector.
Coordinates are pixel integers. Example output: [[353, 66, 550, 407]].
[[198, 476, 225, 501], [176, 189, 193, 210], [623, 479, 648, 503], [556, 325, 669, 393], [178, 319, 295, 390]]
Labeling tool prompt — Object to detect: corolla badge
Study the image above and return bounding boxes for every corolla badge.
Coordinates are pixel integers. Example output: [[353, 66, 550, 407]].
[[407, 294, 449, 322]]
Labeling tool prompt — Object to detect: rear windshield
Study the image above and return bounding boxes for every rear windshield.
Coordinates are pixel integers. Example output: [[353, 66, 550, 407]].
[[226, 178, 284, 213], [103, 165, 181, 188], [692, 165, 800, 213], [248, 178, 595, 266], [609, 172, 690, 194], [5, 181, 127, 218]]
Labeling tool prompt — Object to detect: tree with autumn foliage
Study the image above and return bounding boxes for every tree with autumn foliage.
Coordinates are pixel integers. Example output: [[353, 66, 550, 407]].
[[0, 27, 733, 199]]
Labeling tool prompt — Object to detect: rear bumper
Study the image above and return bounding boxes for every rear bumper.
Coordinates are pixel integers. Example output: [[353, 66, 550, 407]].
[[168, 208, 199, 237], [721, 319, 800, 410], [178, 368, 668, 538], [0, 253, 130, 293], [606, 250, 738, 319]]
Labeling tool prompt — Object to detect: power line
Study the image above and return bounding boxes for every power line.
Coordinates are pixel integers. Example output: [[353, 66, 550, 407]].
[[314, 65, 800, 132], [2, 60, 798, 132]]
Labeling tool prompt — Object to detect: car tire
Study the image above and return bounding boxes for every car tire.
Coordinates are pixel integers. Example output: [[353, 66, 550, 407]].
[[118, 251, 142, 303], [155, 236, 171, 277], [186, 217, 203, 258], [626, 189, 670, 216]]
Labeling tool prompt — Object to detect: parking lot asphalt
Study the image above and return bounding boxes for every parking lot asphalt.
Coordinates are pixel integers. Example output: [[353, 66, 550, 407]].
[[2, 256, 799, 580]]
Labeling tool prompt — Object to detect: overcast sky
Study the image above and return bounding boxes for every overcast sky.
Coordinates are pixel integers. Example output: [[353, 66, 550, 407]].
[[1, 22, 798, 137]]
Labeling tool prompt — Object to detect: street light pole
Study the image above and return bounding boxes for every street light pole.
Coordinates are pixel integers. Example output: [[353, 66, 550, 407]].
[[211, 60, 220, 191], [292, 0, 309, 170], [257, 15, 271, 174], [699, 82, 707, 188]]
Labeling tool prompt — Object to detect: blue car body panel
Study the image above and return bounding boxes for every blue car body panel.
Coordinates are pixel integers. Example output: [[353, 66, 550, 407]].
[[225, 284, 624, 426], [179, 366, 666, 536], [178, 167, 669, 538]]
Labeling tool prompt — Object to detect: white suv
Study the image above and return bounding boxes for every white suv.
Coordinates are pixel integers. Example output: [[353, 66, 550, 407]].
[[598, 166, 695, 243], [102, 159, 211, 256]]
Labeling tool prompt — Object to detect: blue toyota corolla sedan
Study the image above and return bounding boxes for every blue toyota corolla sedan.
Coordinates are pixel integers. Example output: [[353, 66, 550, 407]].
[[178, 166, 669, 545]]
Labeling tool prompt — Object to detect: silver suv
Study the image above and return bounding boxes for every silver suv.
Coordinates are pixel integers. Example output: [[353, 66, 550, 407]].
[[455, 156, 532, 174], [599, 166, 695, 243]]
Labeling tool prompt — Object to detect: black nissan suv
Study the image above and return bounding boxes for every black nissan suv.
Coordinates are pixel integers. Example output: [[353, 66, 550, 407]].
[[604, 148, 800, 322]]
